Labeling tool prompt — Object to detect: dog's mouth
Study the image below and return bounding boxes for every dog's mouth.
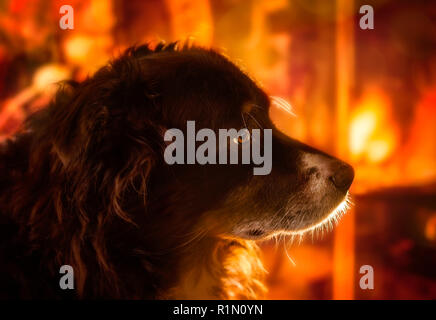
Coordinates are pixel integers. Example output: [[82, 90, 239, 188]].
[[243, 192, 352, 241], [286, 192, 352, 237]]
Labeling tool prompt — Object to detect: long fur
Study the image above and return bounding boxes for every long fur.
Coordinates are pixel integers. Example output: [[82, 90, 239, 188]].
[[0, 43, 266, 299]]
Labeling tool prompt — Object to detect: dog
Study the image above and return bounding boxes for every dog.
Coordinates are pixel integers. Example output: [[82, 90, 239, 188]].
[[0, 42, 354, 299]]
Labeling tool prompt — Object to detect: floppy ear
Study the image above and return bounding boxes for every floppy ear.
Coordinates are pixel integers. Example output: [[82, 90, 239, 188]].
[[49, 54, 162, 224], [23, 52, 165, 297]]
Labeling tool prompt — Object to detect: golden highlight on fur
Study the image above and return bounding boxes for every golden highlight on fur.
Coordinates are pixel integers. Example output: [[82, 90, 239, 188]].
[[0, 42, 354, 299]]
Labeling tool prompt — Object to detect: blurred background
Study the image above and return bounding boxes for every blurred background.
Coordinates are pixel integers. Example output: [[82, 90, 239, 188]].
[[1, 0, 435, 299]]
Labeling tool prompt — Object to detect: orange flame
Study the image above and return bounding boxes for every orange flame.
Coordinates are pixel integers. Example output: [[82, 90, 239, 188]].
[[349, 89, 398, 164]]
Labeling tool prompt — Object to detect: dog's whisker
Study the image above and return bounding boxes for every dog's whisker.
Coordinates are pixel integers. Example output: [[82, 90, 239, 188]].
[[241, 112, 248, 129], [251, 104, 265, 111], [246, 112, 264, 130], [284, 238, 296, 267], [167, 226, 211, 251], [274, 234, 278, 247]]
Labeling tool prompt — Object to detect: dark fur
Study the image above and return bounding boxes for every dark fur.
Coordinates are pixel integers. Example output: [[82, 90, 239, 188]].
[[0, 42, 353, 299]]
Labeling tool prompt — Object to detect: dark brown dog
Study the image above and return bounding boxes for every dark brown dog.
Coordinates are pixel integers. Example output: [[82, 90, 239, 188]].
[[0, 42, 353, 299]]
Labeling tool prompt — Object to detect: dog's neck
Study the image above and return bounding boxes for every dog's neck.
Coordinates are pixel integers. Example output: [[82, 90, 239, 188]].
[[164, 237, 267, 299]]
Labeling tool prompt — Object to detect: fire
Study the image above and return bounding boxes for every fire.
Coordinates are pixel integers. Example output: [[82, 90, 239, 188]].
[[349, 89, 398, 164], [349, 85, 436, 192], [347, 88, 404, 193]]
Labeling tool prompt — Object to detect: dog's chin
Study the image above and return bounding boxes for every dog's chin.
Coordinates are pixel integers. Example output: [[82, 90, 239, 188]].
[[273, 193, 351, 239], [237, 193, 351, 241]]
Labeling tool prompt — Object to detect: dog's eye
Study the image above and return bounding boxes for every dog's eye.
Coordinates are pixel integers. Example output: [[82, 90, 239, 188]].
[[233, 129, 250, 144]]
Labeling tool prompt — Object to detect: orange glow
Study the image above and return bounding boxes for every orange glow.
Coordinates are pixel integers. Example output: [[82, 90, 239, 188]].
[[367, 138, 392, 163], [333, 0, 355, 300], [349, 107, 378, 156], [349, 84, 436, 192], [64, 35, 94, 64], [165, 0, 213, 46], [33, 64, 70, 91], [1, 0, 435, 301], [425, 214, 436, 241], [63, 34, 112, 73], [349, 89, 397, 164], [402, 86, 436, 186]]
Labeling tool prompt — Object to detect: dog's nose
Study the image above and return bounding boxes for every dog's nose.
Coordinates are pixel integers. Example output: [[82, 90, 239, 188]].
[[330, 163, 354, 192]]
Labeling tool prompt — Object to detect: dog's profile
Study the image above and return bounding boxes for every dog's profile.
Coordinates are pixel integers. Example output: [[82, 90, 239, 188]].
[[0, 42, 354, 299]]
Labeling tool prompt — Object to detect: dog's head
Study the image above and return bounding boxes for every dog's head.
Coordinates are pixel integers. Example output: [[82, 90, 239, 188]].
[[45, 42, 353, 245]]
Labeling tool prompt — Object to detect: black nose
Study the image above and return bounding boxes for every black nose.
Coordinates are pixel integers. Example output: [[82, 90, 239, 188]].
[[330, 163, 354, 192]]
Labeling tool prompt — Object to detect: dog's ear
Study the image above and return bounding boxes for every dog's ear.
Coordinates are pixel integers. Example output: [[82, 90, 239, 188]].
[[48, 53, 162, 224], [23, 52, 166, 296]]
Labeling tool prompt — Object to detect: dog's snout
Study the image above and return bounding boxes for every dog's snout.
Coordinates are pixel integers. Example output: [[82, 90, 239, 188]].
[[300, 151, 354, 192], [329, 163, 354, 191]]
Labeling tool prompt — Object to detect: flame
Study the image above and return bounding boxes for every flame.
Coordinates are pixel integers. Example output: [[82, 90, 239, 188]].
[[349, 89, 398, 164], [349, 107, 378, 156], [350, 86, 436, 191]]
